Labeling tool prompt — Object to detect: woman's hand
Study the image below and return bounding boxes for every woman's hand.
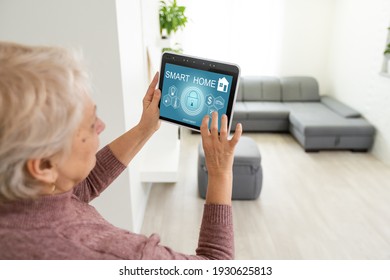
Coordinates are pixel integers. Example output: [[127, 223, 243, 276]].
[[200, 112, 242, 205], [138, 72, 161, 135]]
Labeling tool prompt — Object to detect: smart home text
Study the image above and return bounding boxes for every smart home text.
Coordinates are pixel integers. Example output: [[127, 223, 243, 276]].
[[165, 70, 228, 93]]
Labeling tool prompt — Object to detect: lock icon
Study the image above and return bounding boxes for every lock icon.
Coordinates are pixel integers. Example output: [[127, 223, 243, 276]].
[[186, 91, 199, 109]]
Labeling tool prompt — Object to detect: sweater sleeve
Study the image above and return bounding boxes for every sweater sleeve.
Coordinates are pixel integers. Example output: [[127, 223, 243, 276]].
[[72, 145, 126, 203], [139, 204, 234, 260], [195, 204, 234, 259]]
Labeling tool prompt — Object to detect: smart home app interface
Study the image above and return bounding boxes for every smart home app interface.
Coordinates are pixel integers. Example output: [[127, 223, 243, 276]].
[[160, 63, 233, 130]]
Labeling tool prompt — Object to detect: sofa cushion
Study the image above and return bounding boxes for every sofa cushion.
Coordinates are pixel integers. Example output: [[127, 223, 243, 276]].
[[283, 102, 327, 115], [321, 95, 361, 118], [240, 76, 281, 101], [287, 103, 375, 136], [245, 102, 290, 120], [232, 102, 248, 119], [235, 79, 244, 102], [281, 76, 320, 102]]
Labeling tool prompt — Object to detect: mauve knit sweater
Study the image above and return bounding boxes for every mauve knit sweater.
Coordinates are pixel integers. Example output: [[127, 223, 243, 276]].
[[0, 146, 233, 260]]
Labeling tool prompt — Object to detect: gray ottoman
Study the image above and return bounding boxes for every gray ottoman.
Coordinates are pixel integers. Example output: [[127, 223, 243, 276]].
[[198, 136, 262, 200]]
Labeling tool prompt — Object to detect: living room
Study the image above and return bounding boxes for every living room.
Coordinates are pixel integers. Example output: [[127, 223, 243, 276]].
[[1, 0, 390, 263], [135, 0, 390, 260]]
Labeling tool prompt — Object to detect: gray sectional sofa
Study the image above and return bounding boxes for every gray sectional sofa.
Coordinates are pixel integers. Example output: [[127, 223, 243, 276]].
[[231, 76, 375, 152]]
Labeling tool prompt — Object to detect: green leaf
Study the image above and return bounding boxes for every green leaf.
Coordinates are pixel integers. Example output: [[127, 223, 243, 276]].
[[159, 0, 188, 36]]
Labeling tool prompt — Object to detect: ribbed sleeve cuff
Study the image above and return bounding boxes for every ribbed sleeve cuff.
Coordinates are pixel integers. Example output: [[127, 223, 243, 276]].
[[203, 204, 233, 226]]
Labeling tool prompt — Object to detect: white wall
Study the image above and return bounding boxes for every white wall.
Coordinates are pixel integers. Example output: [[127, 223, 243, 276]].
[[328, 0, 390, 165], [181, 0, 284, 76], [278, 0, 335, 94], [115, 0, 162, 232], [115, 0, 146, 233], [180, 0, 335, 93]]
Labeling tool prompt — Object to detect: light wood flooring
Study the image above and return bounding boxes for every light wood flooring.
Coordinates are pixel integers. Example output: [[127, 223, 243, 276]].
[[141, 129, 390, 259]]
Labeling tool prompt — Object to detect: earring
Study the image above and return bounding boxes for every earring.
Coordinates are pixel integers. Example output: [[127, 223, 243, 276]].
[[51, 183, 56, 193]]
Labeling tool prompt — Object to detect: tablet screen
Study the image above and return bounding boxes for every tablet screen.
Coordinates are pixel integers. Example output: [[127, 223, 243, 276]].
[[159, 53, 240, 133]]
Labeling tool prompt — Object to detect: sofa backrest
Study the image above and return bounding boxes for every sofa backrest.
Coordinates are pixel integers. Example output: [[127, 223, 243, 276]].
[[280, 77, 320, 102], [238, 76, 281, 101], [236, 78, 244, 101]]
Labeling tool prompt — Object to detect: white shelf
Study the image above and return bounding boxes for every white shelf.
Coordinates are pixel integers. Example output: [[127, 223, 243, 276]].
[[140, 170, 179, 183], [140, 123, 180, 183], [140, 143, 180, 182]]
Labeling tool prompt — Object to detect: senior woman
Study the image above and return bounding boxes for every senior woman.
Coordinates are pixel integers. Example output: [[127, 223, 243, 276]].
[[0, 41, 242, 259]]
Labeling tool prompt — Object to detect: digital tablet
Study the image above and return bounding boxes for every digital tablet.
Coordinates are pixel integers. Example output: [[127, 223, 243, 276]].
[[158, 52, 240, 133]]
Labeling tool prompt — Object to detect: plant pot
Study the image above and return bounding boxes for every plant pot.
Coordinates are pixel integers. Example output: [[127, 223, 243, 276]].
[[387, 59, 390, 74], [157, 37, 172, 49], [161, 29, 169, 39]]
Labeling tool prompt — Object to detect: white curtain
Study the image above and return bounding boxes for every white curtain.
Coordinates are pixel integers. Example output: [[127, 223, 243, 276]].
[[179, 0, 284, 75]]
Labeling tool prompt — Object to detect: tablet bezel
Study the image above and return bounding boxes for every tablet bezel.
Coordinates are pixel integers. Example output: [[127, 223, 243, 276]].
[[158, 52, 240, 133]]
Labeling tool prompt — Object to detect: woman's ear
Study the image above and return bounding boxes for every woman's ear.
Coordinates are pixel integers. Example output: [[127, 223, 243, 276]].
[[26, 158, 58, 184]]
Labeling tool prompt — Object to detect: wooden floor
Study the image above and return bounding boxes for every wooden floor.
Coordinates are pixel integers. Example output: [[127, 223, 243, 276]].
[[141, 129, 390, 259]]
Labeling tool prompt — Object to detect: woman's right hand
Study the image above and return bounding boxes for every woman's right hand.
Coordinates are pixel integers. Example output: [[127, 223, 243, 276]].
[[200, 112, 242, 205]]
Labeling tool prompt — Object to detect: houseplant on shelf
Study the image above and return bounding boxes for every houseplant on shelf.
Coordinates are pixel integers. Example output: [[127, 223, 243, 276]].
[[162, 43, 183, 54], [384, 27, 390, 74], [159, 0, 188, 53], [384, 43, 390, 56]]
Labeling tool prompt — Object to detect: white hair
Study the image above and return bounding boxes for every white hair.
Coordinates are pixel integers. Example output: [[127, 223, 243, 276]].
[[0, 41, 91, 201]]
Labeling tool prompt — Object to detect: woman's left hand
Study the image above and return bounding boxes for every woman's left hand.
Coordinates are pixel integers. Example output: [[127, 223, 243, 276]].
[[139, 72, 161, 135]]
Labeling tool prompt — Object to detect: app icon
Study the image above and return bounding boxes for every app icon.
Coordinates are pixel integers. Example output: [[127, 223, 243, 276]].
[[214, 96, 225, 110], [172, 97, 180, 109], [208, 106, 218, 115], [187, 91, 200, 109], [206, 95, 214, 106], [163, 95, 171, 107], [180, 87, 205, 116], [169, 85, 177, 97], [217, 77, 229, 93]]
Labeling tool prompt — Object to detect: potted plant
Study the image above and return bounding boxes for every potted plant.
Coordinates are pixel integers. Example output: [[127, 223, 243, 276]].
[[385, 27, 390, 73], [159, 0, 188, 39], [162, 43, 184, 54], [384, 43, 390, 56]]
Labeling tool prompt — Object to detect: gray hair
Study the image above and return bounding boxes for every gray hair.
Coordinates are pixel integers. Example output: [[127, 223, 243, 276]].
[[0, 41, 90, 201]]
